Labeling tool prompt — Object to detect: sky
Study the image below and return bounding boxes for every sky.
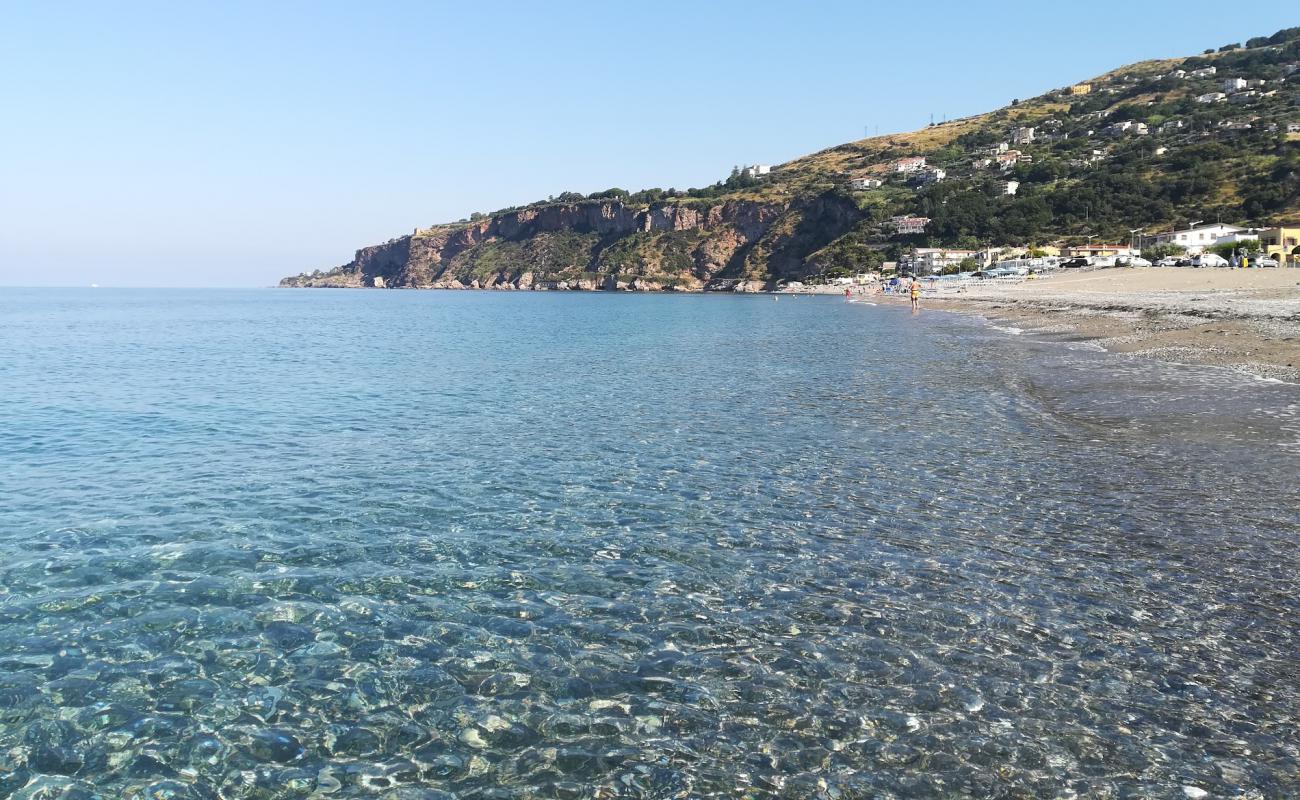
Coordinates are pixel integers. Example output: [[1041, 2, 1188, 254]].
[[2, 1, 1296, 287]]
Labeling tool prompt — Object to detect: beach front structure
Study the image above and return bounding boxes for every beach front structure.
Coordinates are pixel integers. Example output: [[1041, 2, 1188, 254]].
[[907, 248, 977, 274], [1062, 244, 1138, 259], [892, 156, 928, 174], [888, 215, 930, 235], [848, 176, 884, 190], [1259, 226, 1300, 263], [1141, 223, 1245, 254]]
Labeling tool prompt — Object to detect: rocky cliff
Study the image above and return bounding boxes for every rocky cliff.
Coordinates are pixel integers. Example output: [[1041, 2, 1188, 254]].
[[280, 193, 861, 291]]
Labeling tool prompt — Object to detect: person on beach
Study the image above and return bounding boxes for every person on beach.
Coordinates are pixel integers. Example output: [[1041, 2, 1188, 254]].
[[909, 276, 921, 310]]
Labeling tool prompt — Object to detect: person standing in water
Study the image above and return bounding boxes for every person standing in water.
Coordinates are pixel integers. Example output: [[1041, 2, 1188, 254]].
[[909, 276, 921, 310]]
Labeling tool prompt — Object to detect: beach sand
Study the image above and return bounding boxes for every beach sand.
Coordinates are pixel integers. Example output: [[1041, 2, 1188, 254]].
[[915, 268, 1300, 382]]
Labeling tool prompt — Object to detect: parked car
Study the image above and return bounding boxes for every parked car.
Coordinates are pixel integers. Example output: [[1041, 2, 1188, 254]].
[[1156, 256, 1182, 267], [1254, 256, 1280, 267], [1088, 256, 1117, 267], [1061, 257, 1090, 269], [1118, 256, 1152, 267], [1192, 253, 1229, 267]]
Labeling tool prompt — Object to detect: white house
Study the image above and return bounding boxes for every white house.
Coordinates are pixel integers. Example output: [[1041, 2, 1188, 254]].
[[1189, 66, 1217, 78], [1214, 230, 1261, 248], [1154, 146, 1168, 156], [848, 176, 883, 190], [1196, 92, 1227, 104], [1003, 180, 1020, 195], [1159, 119, 1185, 134], [892, 156, 927, 173], [914, 167, 946, 185], [888, 215, 930, 235], [1143, 223, 1245, 254], [982, 142, 1010, 155], [1012, 126, 1036, 145], [1288, 122, 1300, 133], [741, 164, 772, 178], [1223, 77, 1248, 92], [1106, 120, 1148, 136], [909, 248, 977, 274]]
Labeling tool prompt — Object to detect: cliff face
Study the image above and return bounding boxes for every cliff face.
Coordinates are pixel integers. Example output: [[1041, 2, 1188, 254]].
[[280, 193, 861, 291]]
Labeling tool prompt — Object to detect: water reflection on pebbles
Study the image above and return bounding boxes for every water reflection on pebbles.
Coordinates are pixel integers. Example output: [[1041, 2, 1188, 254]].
[[1, 290, 1298, 798]]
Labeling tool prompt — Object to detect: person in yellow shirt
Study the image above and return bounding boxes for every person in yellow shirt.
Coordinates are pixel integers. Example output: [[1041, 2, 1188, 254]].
[[910, 276, 921, 310]]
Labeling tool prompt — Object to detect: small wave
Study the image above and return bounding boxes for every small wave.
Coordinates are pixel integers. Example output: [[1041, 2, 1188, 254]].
[[990, 325, 1024, 335]]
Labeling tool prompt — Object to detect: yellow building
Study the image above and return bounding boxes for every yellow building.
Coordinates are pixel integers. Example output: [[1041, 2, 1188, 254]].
[[1259, 226, 1300, 264], [1069, 83, 1092, 95]]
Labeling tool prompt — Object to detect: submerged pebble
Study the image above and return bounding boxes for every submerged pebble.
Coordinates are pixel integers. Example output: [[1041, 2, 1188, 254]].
[[1, 293, 1299, 797]]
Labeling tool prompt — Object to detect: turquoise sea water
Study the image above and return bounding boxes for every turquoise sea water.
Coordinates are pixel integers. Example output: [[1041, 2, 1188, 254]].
[[1, 288, 1299, 799]]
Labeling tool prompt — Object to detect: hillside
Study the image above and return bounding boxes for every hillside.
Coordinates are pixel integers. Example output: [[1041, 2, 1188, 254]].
[[282, 27, 1300, 290]]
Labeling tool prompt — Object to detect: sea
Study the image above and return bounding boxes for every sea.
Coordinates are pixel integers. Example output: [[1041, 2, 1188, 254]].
[[1, 288, 1298, 799]]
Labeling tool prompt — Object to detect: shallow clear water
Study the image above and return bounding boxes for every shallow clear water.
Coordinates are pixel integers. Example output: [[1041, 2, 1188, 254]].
[[1, 288, 1298, 799]]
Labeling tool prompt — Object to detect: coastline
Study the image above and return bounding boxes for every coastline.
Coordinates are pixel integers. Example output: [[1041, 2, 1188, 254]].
[[900, 268, 1300, 383]]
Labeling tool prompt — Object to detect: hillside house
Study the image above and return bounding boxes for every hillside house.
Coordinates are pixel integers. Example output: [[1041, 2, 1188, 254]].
[[1105, 120, 1149, 136], [1288, 122, 1300, 133], [1003, 181, 1020, 195], [1196, 92, 1227, 104], [1069, 149, 1108, 168], [1012, 126, 1036, 145], [1189, 67, 1217, 78], [1069, 83, 1092, 95], [741, 164, 772, 178], [848, 176, 883, 190], [892, 156, 928, 173], [888, 216, 931, 235], [982, 142, 1010, 155], [995, 150, 1024, 169], [1159, 119, 1185, 133], [1224, 77, 1248, 92], [914, 167, 946, 185], [1229, 91, 1261, 104]]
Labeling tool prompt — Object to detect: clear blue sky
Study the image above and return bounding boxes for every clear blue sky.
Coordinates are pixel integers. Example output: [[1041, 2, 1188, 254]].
[[2, 1, 1295, 287]]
